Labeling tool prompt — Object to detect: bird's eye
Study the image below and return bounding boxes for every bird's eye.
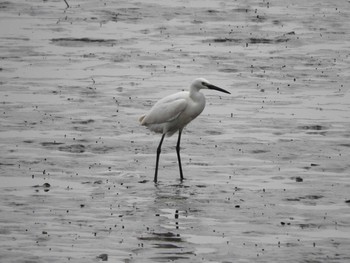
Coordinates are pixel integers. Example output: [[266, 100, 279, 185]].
[[201, 82, 206, 86]]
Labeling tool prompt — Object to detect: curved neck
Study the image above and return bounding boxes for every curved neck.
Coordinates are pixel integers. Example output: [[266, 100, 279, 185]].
[[189, 84, 201, 97], [189, 87, 205, 106]]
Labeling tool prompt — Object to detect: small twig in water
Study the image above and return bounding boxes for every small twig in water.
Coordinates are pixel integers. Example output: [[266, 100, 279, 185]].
[[64, 0, 69, 8]]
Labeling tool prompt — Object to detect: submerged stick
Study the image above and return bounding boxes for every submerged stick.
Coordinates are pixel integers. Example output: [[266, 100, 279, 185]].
[[64, 0, 69, 8]]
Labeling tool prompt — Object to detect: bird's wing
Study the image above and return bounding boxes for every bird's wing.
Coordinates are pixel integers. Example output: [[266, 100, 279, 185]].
[[141, 94, 188, 125]]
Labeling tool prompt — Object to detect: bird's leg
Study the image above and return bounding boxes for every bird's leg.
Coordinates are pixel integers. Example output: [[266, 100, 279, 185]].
[[176, 130, 184, 181], [154, 133, 165, 183]]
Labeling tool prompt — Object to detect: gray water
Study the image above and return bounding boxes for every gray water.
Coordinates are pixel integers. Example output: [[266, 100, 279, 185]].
[[1, 0, 350, 262]]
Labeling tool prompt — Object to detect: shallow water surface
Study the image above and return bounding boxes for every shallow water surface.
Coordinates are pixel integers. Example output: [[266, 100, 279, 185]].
[[1, 0, 350, 262]]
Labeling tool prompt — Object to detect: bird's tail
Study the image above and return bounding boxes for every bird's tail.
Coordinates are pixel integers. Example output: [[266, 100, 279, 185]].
[[139, 115, 146, 125]]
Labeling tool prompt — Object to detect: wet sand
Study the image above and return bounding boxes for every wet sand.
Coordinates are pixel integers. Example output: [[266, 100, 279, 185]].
[[1, 0, 350, 262]]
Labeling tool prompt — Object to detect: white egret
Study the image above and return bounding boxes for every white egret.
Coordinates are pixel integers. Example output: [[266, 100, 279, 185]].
[[139, 78, 230, 183]]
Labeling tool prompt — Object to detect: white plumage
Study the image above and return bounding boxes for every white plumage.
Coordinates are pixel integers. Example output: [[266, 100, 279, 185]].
[[139, 78, 230, 182], [140, 91, 202, 136]]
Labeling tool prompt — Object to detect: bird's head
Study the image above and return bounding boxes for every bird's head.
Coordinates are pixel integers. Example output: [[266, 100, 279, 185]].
[[191, 78, 231, 94]]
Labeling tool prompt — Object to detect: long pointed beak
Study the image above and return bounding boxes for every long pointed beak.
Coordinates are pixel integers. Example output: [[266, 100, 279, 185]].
[[207, 84, 231, 94]]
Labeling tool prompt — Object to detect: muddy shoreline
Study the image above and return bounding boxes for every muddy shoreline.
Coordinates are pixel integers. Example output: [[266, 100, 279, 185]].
[[1, 0, 350, 262]]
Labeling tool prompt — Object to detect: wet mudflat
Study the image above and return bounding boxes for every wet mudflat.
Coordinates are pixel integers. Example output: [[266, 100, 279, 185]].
[[1, 0, 350, 262]]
